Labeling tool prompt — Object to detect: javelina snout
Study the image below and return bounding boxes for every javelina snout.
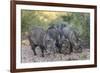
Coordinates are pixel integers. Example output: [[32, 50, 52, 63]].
[[61, 39, 72, 55]]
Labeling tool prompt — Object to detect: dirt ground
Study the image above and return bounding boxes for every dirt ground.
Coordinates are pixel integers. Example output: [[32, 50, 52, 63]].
[[21, 40, 90, 63]]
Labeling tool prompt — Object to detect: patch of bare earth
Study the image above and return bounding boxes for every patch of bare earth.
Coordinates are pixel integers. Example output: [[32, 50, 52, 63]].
[[21, 43, 90, 63]]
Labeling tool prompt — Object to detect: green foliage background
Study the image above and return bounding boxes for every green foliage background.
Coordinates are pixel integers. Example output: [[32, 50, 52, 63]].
[[21, 10, 90, 48]]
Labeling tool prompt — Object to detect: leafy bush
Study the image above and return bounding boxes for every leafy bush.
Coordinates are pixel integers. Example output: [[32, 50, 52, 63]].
[[21, 10, 90, 48]]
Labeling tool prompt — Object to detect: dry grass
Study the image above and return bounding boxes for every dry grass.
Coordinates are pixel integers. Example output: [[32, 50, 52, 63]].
[[21, 43, 90, 63]]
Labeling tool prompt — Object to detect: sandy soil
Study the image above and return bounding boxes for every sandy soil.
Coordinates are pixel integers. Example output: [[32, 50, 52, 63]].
[[21, 43, 90, 63]]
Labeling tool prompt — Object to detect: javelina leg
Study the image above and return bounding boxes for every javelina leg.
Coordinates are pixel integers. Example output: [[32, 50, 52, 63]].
[[40, 46, 45, 57], [58, 48, 61, 53], [55, 43, 61, 53], [28, 38, 37, 55], [56, 47, 61, 53], [31, 44, 37, 55], [58, 44, 62, 53]]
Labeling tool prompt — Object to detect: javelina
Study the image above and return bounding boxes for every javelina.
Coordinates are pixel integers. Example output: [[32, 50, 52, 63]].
[[47, 23, 72, 54], [47, 26, 62, 53], [48, 23, 72, 54], [62, 26, 82, 53], [28, 27, 56, 57]]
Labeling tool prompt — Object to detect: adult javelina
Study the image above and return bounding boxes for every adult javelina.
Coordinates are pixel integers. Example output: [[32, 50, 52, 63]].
[[47, 24, 71, 54], [62, 26, 82, 53], [55, 23, 72, 54], [28, 27, 56, 57], [47, 26, 62, 53]]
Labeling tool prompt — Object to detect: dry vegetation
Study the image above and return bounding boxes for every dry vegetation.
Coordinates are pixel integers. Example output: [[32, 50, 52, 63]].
[[21, 39, 90, 63]]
